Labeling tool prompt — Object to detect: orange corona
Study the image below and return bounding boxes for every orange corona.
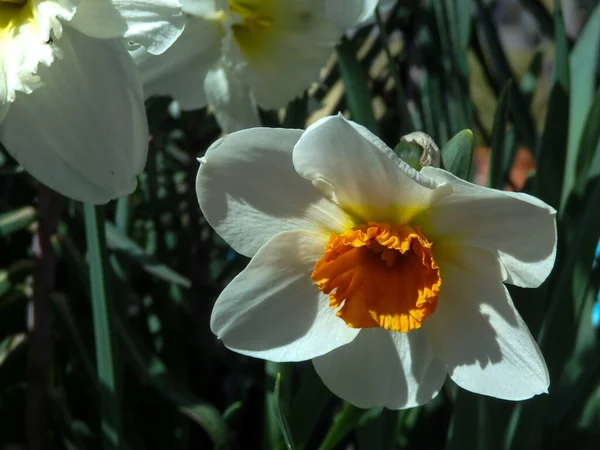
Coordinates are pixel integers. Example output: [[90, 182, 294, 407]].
[[311, 222, 441, 333]]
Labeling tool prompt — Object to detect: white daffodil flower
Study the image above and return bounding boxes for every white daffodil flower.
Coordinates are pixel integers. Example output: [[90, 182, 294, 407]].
[[196, 114, 557, 408], [0, 0, 185, 203], [133, 0, 379, 133]]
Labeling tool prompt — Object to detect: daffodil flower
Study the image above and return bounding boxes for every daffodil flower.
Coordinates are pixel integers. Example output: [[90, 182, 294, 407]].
[[133, 0, 379, 132], [196, 114, 557, 408], [0, 0, 185, 203]]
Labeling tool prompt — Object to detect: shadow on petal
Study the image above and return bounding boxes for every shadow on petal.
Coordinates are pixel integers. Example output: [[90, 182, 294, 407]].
[[313, 328, 410, 409], [434, 244, 520, 327], [213, 230, 356, 361], [407, 330, 447, 405], [199, 132, 327, 225]]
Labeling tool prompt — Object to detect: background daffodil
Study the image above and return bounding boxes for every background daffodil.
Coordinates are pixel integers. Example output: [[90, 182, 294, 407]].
[[197, 114, 557, 408], [0, 0, 185, 203], [133, 0, 380, 132]]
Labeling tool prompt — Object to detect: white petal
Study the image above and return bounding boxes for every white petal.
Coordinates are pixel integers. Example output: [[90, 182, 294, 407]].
[[424, 247, 549, 400], [211, 230, 359, 361], [133, 16, 222, 109], [325, 0, 380, 29], [0, 28, 148, 203], [204, 64, 261, 132], [313, 327, 446, 409], [293, 114, 451, 224], [420, 167, 557, 288], [0, 1, 73, 107], [70, 0, 185, 55], [227, 0, 341, 109], [180, 0, 220, 16], [196, 127, 354, 257]]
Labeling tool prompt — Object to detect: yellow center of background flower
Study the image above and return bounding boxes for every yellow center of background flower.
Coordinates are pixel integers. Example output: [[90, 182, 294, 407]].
[[229, 0, 275, 60], [311, 222, 441, 333], [0, 0, 34, 39]]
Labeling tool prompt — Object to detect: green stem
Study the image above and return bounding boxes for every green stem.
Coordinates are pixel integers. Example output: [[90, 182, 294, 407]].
[[265, 362, 292, 450], [84, 203, 121, 449]]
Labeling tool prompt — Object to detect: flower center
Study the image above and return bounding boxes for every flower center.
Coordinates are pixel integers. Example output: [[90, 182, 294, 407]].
[[311, 222, 442, 333], [229, 0, 275, 59], [0, 0, 35, 39]]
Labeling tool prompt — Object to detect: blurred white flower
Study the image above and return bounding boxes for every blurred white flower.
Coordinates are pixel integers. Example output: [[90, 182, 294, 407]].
[[133, 0, 379, 132], [0, 0, 185, 203], [196, 114, 557, 408]]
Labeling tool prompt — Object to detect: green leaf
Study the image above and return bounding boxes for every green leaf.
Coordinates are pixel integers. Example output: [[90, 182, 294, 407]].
[[336, 37, 380, 135], [553, 283, 599, 428], [265, 362, 291, 450], [0, 207, 36, 237], [571, 88, 600, 200], [535, 1, 570, 210], [0, 335, 27, 390], [284, 365, 332, 450], [562, 4, 600, 209], [374, 7, 417, 134], [115, 314, 227, 448], [419, 68, 446, 145], [520, 50, 543, 103], [273, 373, 296, 450], [283, 94, 308, 129], [474, 0, 537, 149], [51, 293, 98, 398], [105, 221, 191, 288], [441, 129, 474, 180], [0, 260, 34, 300], [455, 0, 473, 48], [500, 126, 518, 181], [318, 403, 373, 450], [84, 204, 121, 449], [356, 409, 398, 450], [487, 81, 512, 189], [508, 165, 600, 450], [432, 0, 472, 134]]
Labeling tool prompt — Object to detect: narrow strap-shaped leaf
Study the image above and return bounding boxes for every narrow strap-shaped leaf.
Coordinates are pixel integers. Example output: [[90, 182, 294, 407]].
[[474, 0, 537, 149], [318, 403, 373, 450], [535, 1, 570, 210], [447, 390, 492, 450], [273, 373, 296, 450], [571, 88, 600, 201], [283, 94, 308, 129], [433, 0, 473, 134], [105, 221, 191, 288], [520, 0, 554, 37], [336, 37, 380, 135], [84, 203, 121, 450], [561, 4, 600, 209], [51, 293, 98, 398], [455, 0, 473, 48], [54, 218, 228, 448], [115, 313, 227, 448], [487, 81, 512, 189], [283, 365, 333, 450], [263, 361, 292, 450], [507, 159, 600, 450], [0, 207, 36, 237], [355, 409, 399, 450], [374, 6, 418, 134]]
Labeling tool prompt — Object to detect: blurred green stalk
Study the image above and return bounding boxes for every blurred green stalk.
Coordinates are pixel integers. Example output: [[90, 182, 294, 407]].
[[84, 203, 122, 449], [265, 361, 292, 449]]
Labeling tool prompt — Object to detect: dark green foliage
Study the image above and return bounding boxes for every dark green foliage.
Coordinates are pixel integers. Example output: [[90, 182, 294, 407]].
[[1, 2, 599, 449]]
